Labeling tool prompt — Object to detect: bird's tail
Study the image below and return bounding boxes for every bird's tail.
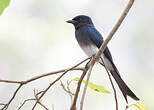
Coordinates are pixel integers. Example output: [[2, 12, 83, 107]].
[[103, 62, 139, 103]]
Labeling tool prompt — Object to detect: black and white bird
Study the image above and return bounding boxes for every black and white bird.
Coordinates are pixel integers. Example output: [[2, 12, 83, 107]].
[[67, 15, 139, 102]]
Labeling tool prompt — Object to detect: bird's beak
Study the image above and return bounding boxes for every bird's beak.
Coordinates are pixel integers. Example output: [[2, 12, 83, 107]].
[[66, 19, 76, 24]]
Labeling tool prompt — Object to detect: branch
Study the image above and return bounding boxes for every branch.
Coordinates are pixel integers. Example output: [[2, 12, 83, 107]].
[[70, 69, 88, 110], [101, 58, 118, 110], [18, 99, 36, 110], [33, 89, 49, 110], [18, 89, 49, 110], [95, 0, 135, 59], [0, 80, 21, 84], [0, 68, 84, 85], [31, 57, 90, 109], [80, 60, 95, 110], [79, 0, 135, 109], [60, 80, 75, 101], [0, 57, 90, 110], [1, 84, 22, 110]]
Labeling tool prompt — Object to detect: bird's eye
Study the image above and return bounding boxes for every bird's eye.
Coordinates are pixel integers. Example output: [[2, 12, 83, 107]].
[[73, 17, 82, 22]]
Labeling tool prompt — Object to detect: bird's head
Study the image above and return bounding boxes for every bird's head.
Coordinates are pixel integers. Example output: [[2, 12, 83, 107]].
[[66, 15, 93, 29]]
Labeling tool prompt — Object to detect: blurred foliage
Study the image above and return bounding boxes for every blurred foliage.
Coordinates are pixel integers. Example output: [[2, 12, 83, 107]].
[[127, 103, 148, 110], [74, 77, 111, 93], [0, 0, 10, 15]]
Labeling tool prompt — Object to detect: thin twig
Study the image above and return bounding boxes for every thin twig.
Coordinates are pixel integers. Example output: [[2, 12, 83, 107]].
[[0, 80, 21, 84], [80, 60, 95, 110], [60, 80, 74, 101], [18, 98, 36, 110], [101, 57, 118, 110], [34, 89, 49, 110], [70, 69, 87, 110], [66, 80, 75, 96], [31, 57, 90, 110], [61, 81, 75, 95], [36, 91, 45, 96], [1, 84, 23, 110], [0, 68, 84, 85], [31, 71, 73, 109], [18, 90, 48, 110], [24, 68, 84, 84], [95, 0, 135, 60]]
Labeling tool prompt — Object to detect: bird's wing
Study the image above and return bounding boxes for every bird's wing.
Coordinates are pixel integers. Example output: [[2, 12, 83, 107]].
[[87, 26, 113, 61]]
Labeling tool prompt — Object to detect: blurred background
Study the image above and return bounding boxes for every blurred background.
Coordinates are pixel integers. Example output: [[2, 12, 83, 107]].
[[0, 0, 153, 110]]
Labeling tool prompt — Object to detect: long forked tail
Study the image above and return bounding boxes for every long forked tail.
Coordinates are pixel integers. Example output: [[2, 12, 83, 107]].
[[109, 63, 139, 103]]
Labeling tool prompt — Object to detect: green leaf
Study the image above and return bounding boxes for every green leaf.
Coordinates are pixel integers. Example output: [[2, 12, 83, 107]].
[[73, 77, 111, 94], [133, 104, 148, 110], [0, 0, 10, 15]]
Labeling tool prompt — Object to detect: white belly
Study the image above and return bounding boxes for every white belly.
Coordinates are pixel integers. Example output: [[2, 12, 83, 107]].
[[81, 44, 99, 57], [81, 44, 114, 71]]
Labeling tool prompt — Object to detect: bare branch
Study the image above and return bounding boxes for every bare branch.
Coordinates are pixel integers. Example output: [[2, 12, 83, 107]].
[[18, 90, 49, 110], [80, 61, 95, 110], [34, 89, 49, 110], [24, 68, 84, 84], [18, 98, 36, 110], [60, 80, 74, 101], [70, 69, 87, 110], [1, 84, 22, 110], [95, 0, 135, 60], [0, 57, 90, 110], [101, 57, 118, 110], [66, 80, 75, 96], [0, 80, 21, 84], [31, 57, 90, 110], [35, 90, 45, 96], [0, 68, 84, 85]]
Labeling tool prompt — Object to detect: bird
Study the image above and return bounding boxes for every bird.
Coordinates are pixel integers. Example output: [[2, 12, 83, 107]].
[[66, 15, 139, 103]]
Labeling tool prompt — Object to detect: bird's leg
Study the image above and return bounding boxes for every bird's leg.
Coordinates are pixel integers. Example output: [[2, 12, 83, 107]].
[[85, 60, 90, 70], [85, 55, 95, 70], [99, 57, 105, 66]]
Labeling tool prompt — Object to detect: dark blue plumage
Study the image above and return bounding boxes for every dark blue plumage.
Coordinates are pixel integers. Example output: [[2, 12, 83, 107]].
[[67, 15, 139, 102]]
